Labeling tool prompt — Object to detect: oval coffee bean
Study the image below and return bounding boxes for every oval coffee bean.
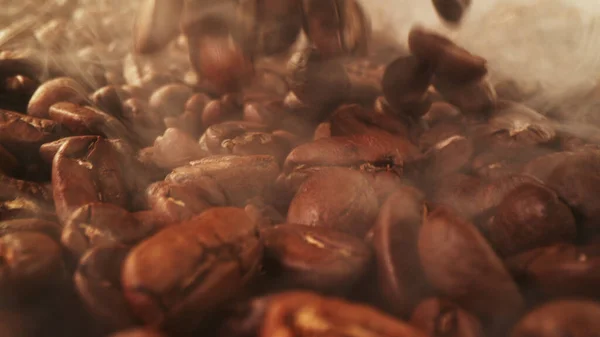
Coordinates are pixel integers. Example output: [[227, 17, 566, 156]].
[[511, 300, 600, 337], [27, 77, 88, 118], [122, 207, 262, 331], [261, 223, 371, 293]]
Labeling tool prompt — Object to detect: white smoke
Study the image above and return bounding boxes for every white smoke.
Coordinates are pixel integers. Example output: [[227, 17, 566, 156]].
[[362, 0, 600, 124]]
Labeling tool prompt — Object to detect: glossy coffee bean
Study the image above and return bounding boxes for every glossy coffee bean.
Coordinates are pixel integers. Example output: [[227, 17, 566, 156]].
[[261, 223, 371, 293], [373, 186, 431, 316], [382, 55, 433, 119], [418, 206, 524, 334], [122, 208, 262, 331], [27, 77, 88, 118], [287, 167, 378, 237]]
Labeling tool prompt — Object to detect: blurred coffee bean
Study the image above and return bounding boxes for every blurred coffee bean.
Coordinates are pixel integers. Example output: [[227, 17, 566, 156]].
[[150, 128, 207, 170], [49, 102, 131, 140], [418, 134, 473, 183], [521, 151, 577, 183], [122, 208, 262, 331], [481, 182, 576, 257], [408, 27, 487, 84], [284, 133, 419, 174], [146, 180, 225, 224], [434, 77, 496, 118], [258, 291, 429, 337], [301, 0, 371, 58], [287, 167, 378, 237], [244, 69, 289, 97], [410, 297, 485, 337], [0, 175, 53, 204], [422, 102, 463, 126], [91, 85, 132, 119], [419, 206, 524, 334], [166, 155, 280, 207], [164, 92, 211, 137], [0, 232, 66, 299], [235, 0, 303, 56], [34, 19, 69, 51], [382, 55, 433, 119], [148, 83, 194, 119], [0, 196, 56, 222], [243, 99, 288, 129], [511, 300, 600, 337], [202, 93, 244, 128], [0, 145, 18, 174], [313, 121, 331, 140], [0, 218, 61, 242], [27, 77, 88, 118], [0, 75, 39, 112], [244, 197, 285, 227], [52, 136, 129, 223], [187, 15, 255, 94], [133, 0, 184, 54], [74, 244, 137, 332], [470, 146, 552, 180], [61, 203, 155, 260], [373, 186, 432, 316], [0, 109, 68, 167], [287, 46, 350, 110], [432, 0, 471, 24], [329, 103, 410, 139], [261, 223, 371, 293]]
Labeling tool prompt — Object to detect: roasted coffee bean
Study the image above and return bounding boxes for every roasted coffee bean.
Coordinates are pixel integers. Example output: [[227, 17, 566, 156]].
[[470, 146, 551, 180], [48, 102, 130, 140], [27, 77, 88, 118], [52, 136, 129, 223], [408, 27, 487, 84], [480, 182, 576, 257], [521, 151, 577, 183], [122, 207, 262, 331], [545, 150, 600, 237], [74, 244, 137, 332], [506, 243, 600, 301], [287, 167, 379, 237], [0, 218, 61, 242], [286, 46, 350, 109], [164, 92, 211, 137], [166, 155, 279, 207], [418, 206, 524, 334], [61, 203, 155, 260], [301, 0, 371, 58], [133, 0, 184, 54], [219, 132, 290, 163], [432, 0, 471, 24], [511, 300, 600, 337], [261, 223, 371, 293], [146, 180, 225, 224], [433, 77, 496, 118], [329, 104, 410, 139], [91, 85, 132, 119], [417, 134, 473, 183], [148, 83, 194, 119], [430, 173, 540, 223], [243, 99, 289, 129], [410, 297, 485, 337], [187, 15, 255, 94], [199, 121, 269, 154], [0, 109, 68, 162], [373, 186, 431, 317], [258, 291, 429, 337], [382, 55, 433, 119], [244, 69, 289, 97], [109, 328, 168, 337], [244, 197, 285, 227], [235, 0, 303, 56], [0, 196, 56, 222], [0, 232, 66, 299], [150, 128, 207, 170], [284, 133, 419, 174], [0, 175, 53, 204], [202, 93, 244, 128]]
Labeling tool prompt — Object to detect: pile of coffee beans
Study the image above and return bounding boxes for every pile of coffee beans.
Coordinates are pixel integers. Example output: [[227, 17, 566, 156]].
[[1, 0, 600, 337]]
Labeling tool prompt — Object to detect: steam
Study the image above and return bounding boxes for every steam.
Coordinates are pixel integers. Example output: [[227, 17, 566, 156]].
[[362, 0, 600, 124]]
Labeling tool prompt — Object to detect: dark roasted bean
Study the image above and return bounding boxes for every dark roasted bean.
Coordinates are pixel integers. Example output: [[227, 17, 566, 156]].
[[122, 207, 262, 331], [419, 206, 524, 334], [373, 186, 432, 316], [287, 167, 378, 237]]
